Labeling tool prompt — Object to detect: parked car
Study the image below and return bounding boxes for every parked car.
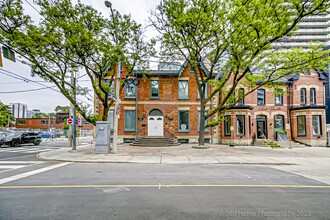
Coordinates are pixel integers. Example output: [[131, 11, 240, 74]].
[[0, 132, 42, 147], [53, 132, 62, 137], [39, 132, 55, 138]]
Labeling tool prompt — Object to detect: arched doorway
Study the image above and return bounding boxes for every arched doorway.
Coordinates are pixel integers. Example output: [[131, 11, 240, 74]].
[[256, 115, 267, 139], [148, 109, 164, 136]]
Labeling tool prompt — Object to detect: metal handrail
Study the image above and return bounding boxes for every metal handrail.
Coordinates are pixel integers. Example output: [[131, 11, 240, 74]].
[[278, 133, 285, 142], [164, 127, 176, 140], [262, 134, 268, 143], [137, 127, 145, 138]]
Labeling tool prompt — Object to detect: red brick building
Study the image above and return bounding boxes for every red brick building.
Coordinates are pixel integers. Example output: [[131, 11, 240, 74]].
[[15, 118, 94, 131], [95, 63, 327, 147], [95, 62, 214, 144], [220, 69, 327, 147]]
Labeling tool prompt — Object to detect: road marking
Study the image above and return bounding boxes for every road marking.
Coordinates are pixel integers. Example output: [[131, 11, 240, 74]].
[[0, 148, 54, 153], [0, 161, 45, 174], [0, 165, 26, 169], [0, 162, 72, 185], [0, 184, 330, 189], [0, 161, 44, 164]]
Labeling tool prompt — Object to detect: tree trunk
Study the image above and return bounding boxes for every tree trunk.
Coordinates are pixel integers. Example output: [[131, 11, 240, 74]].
[[198, 98, 206, 146], [102, 106, 109, 121]]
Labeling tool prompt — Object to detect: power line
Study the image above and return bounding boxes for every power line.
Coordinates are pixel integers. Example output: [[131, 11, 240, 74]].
[[0, 69, 93, 104], [0, 82, 30, 85], [0, 86, 57, 93], [0, 69, 61, 93]]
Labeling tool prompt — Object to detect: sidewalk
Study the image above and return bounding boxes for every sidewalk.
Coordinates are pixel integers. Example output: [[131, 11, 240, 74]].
[[38, 143, 330, 165]]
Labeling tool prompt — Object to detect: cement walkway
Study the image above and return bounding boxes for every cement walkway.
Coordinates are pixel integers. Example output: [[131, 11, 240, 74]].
[[38, 143, 330, 165]]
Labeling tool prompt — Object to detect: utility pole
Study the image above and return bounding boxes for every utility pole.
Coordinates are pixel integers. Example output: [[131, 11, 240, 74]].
[[112, 60, 121, 154], [48, 114, 50, 132], [7, 115, 10, 129], [68, 70, 77, 150], [135, 73, 138, 142], [72, 75, 77, 151], [105, 0, 120, 154], [68, 72, 73, 149]]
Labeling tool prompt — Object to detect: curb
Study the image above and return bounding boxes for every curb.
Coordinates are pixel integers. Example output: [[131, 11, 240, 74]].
[[36, 153, 296, 165]]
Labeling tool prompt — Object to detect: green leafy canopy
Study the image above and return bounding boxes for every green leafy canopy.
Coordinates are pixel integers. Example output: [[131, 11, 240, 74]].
[[0, 0, 155, 124], [151, 0, 330, 145], [0, 101, 15, 127]]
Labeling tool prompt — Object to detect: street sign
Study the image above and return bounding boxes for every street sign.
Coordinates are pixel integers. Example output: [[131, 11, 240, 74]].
[[285, 123, 290, 129], [67, 118, 73, 125]]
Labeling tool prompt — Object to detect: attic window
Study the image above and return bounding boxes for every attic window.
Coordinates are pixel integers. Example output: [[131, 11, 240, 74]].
[[190, 66, 195, 73], [302, 70, 310, 75]]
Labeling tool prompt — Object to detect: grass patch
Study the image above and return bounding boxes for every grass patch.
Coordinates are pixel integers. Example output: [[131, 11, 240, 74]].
[[266, 142, 281, 148]]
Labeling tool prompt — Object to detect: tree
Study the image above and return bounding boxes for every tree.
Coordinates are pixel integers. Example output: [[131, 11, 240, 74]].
[[0, 101, 15, 127], [151, 0, 330, 146], [32, 112, 55, 118], [54, 105, 70, 113], [0, 0, 154, 124]]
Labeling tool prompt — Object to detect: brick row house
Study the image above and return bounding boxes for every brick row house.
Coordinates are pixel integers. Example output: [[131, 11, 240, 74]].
[[95, 63, 328, 147], [95, 62, 216, 144], [220, 69, 327, 147]]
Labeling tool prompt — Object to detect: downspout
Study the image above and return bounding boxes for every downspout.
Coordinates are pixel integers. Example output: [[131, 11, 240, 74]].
[[135, 73, 138, 141], [210, 84, 213, 144], [288, 83, 293, 147]]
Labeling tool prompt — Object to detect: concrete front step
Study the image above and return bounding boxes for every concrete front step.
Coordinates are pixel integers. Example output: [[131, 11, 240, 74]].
[[130, 137, 180, 147], [130, 143, 181, 147]]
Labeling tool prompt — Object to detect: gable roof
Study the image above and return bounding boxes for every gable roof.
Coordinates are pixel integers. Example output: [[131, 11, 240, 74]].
[[134, 60, 211, 77]]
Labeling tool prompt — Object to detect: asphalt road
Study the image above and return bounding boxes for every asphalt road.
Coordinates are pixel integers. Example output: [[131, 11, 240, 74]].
[[0, 138, 91, 161], [0, 163, 329, 220]]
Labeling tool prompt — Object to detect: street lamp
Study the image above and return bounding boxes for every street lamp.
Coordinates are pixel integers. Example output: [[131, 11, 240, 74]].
[[104, 0, 112, 8], [105, 0, 120, 153]]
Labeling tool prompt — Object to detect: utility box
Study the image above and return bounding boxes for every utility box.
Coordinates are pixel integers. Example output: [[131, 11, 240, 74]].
[[95, 121, 110, 154]]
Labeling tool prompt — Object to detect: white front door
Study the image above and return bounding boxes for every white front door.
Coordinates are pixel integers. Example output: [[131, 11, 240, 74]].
[[148, 116, 164, 136]]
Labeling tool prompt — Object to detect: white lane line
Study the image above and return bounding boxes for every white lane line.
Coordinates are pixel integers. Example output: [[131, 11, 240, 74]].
[[0, 148, 32, 152], [0, 162, 72, 185], [10, 149, 44, 153], [0, 161, 44, 164], [0, 148, 53, 153], [0, 161, 44, 174], [0, 165, 26, 169]]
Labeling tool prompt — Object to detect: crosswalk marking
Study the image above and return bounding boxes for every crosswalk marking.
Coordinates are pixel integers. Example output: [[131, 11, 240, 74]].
[[0, 165, 26, 169], [0, 147, 54, 154], [0, 162, 72, 184], [0, 161, 44, 164], [0, 161, 45, 174]]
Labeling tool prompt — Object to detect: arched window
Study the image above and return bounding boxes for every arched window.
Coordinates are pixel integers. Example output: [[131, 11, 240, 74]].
[[149, 109, 163, 116]]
